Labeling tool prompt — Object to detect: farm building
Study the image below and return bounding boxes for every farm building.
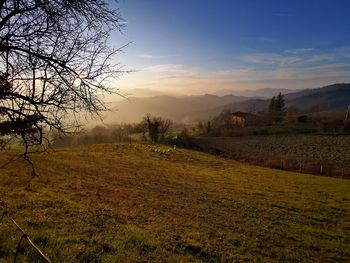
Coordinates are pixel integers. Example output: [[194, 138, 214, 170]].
[[231, 111, 256, 127]]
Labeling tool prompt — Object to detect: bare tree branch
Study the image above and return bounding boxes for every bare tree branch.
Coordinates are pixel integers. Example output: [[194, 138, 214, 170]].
[[0, 0, 127, 171]]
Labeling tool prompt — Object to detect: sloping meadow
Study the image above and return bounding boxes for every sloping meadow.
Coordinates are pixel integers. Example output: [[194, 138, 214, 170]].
[[0, 143, 349, 262]]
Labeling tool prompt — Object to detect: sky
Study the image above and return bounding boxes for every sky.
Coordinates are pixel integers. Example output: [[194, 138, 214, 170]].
[[107, 0, 350, 97]]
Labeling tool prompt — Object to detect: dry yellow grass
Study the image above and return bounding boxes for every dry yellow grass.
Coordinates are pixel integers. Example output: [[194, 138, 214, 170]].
[[0, 143, 349, 262]]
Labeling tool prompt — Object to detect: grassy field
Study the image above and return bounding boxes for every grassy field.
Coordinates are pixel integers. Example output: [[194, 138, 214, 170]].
[[0, 143, 350, 262], [193, 135, 350, 177]]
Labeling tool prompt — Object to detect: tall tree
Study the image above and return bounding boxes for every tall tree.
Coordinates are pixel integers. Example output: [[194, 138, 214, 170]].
[[268, 93, 286, 123], [0, 0, 126, 158], [269, 96, 276, 113], [274, 92, 286, 122]]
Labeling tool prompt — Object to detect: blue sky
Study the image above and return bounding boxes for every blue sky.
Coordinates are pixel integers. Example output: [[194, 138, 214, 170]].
[[109, 0, 350, 95]]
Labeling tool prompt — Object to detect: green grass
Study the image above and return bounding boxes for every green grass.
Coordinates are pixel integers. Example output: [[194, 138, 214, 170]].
[[0, 143, 349, 262]]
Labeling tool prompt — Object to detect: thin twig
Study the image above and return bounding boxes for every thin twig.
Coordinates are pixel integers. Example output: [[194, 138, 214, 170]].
[[1, 212, 52, 263]]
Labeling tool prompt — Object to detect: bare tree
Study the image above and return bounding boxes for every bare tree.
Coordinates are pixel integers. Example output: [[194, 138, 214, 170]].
[[140, 114, 173, 142], [156, 116, 173, 141], [0, 0, 126, 164], [136, 117, 149, 141]]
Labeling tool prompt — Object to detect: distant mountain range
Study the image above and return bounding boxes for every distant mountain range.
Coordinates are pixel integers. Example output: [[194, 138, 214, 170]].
[[105, 94, 249, 123], [285, 83, 350, 109], [102, 83, 350, 124], [214, 88, 295, 98], [207, 83, 350, 116], [119, 88, 180, 98], [122, 87, 295, 98]]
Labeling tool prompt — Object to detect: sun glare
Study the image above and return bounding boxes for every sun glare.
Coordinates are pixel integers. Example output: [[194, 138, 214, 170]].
[[76, 74, 86, 80]]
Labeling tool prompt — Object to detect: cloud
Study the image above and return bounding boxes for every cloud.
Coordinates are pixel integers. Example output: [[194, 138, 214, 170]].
[[143, 64, 186, 73], [239, 49, 338, 68], [285, 48, 315, 54], [214, 64, 350, 81], [137, 53, 179, 59], [141, 62, 350, 86], [308, 54, 334, 63], [139, 64, 350, 95], [116, 45, 350, 96], [239, 53, 303, 67], [116, 61, 350, 96], [138, 53, 155, 59], [142, 64, 196, 78], [334, 46, 350, 58]]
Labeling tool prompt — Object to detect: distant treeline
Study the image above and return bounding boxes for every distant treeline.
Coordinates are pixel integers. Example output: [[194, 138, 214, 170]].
[[194, 93, 350, 137], [52, 124, 138, 147], [52, 114, 186, 147], [52, 95, 350, 148]]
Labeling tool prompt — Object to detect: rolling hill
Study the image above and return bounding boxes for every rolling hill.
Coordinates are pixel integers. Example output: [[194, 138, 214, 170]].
[[214, 88, 295, 98], [194, 83, 350, 120], [102, 83, 350, 124], [0, 143, 349, 262], [103, 94, 249, 123], [285, 83, 350, 110]]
